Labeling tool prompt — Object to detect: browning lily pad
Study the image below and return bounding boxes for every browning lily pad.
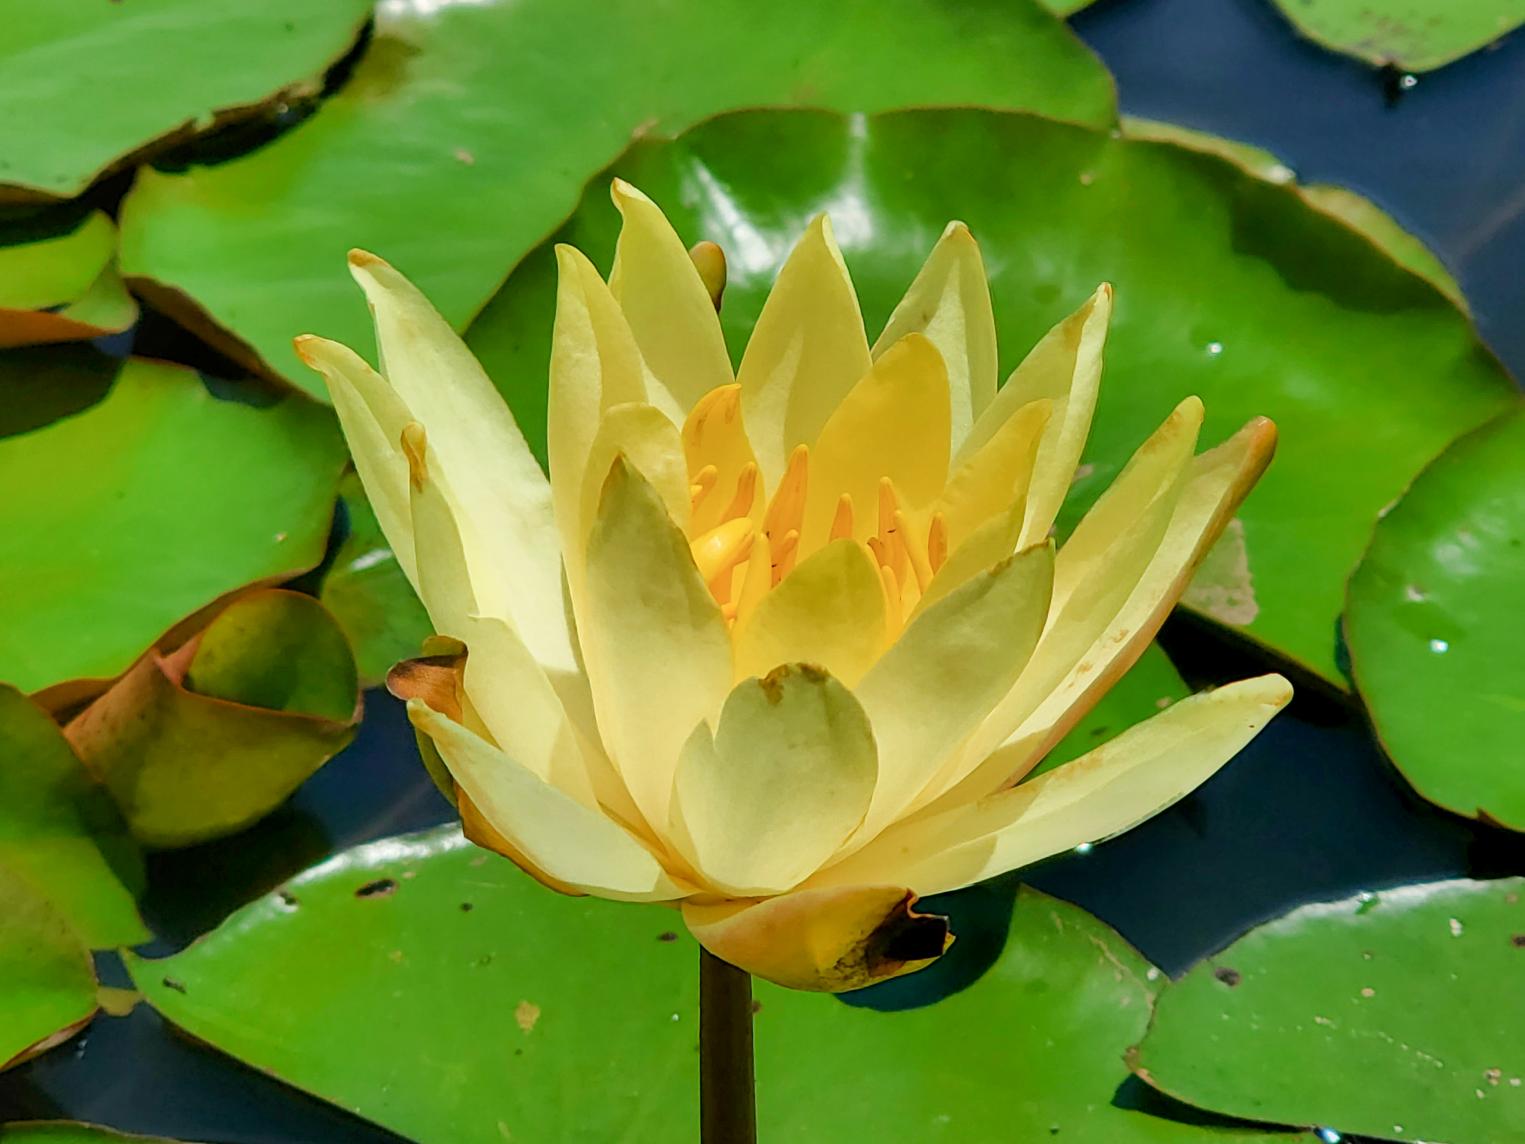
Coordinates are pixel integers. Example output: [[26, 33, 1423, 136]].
[[65, 590, 360, 849], [0, 864, 97, 1072], [1267, 0, 1525, 71], [0, 0, 374, 199], [1134, 878, 1525, 1142], [0, 357, 346, 694], [0, 685, 145, 948], [467, 107, 1516, 684], [1345, 405, 1525, 830], [116, 0, 1114, 393], [129, 825, 1308, 1142], [0, 209, 136, 346]]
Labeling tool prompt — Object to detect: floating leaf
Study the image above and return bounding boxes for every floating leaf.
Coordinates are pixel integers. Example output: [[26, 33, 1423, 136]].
[[130, 826, 1308, 1142], [0, 0, 374, 199], [0, 865, 96, 1072], [64, 590, 360, 849], [1134, 878, 1525, 1142], [0, 685, 145, 948], [468, 108, 1516, 684], [0, 1125, 195, 1143], [117, 0, 1114, 394], [0, 357, 346, 695], [320, 473, 433, 688], [1346, 405, 1525, 829], [1268, 0, 1525, 71], [0, 209, 136, 346], [1119, 118, 1465, 310]]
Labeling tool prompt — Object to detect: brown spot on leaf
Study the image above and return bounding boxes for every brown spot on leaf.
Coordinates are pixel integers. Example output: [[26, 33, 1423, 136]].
[[355, 878, 397, 899], [162, 977, 187, 994], [1214, 966, 1242, 987], [1511, 934, 1525, 948], [658, 931, 678, 943], [516, 1000, 541, 1033]]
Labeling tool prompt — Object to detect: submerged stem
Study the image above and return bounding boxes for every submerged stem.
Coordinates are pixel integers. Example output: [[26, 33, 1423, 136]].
[[699, 946, 757, 1144]]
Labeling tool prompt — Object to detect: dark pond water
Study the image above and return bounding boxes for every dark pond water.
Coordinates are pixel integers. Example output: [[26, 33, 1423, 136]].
[[4, 0, 1523, 1140]]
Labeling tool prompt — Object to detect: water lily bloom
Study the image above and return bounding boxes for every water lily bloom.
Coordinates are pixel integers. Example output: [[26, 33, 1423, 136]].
[[296, 182, 1290, 992]]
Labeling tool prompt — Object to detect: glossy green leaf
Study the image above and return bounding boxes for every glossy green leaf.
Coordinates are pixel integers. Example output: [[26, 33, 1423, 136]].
[[1121, 118, 1465, 311], [0, 209, 136, 346], [0, 864, 97, 1071], [1135, 878, 1525, 1142], [468, 108, 1516, 684], [1268, 0, 1525, 71], [0, 0, 374, 199], [65, 590, 360, 849], [117, 0, 1113, 394], [129, 826, 1307, 1142], [1346, 405, 1525, 829], [0, 1125, 194, 1143], [0, 357, 346, 694], [0, 685, 145, 948], [320, 473, 433, 688]]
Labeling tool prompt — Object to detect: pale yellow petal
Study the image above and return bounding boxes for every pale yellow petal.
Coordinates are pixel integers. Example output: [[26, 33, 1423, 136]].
[[960, 284, 1112, 549], [580, 459, 733, 830], [294, 335, 417, 585], [608, 179, 734, 413], [409, 700, 686, 902], [403, 425, 598, 807], [737, 214, 871, 484], [669, 665, 877, 896], [347, 251, 571, 672], [818, 675, 1290, 897], [682, 885, 950, 992], [579, 402, 689, 540], [549, 243, 657, 570], [873, 221, 998, 452], [913, 500, 1025, 616], [852, 542, 1055, 842], [924, 417, 1278, 812], [800, 333, 951, 552], [933, 396, 1052, 553], [732, 539, 887, 685]]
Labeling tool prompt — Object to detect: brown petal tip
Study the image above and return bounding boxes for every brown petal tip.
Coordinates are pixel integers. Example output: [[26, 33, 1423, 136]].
[[386, 648, 467, 721], [831, 892, 952, 988]]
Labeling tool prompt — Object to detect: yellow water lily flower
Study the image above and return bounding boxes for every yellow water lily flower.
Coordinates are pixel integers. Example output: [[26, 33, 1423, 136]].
[[296, 181, 1290, 993]]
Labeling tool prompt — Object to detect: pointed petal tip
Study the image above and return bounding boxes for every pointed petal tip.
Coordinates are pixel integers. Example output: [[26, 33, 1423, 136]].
[[347, 248, 388, 272], [609, 177, 651, 207], [291, 333, 321, 364]]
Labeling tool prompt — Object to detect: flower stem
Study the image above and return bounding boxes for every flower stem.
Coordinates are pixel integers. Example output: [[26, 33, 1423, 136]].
[[699, 946, 757, 1143]]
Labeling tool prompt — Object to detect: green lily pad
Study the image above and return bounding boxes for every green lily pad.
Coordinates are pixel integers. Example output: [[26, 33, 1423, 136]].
[[65, 590, 360, 849], [0, 357, 346, 695], [1345, 405, 1525, 829], [129, 825, 1307, 1142], [0, 1125, 194, 1143], [0, 209, 136, 346], [320, 473, 434, 688], [0, 684, 145, 948], [1268, 0, 1525, 71], [0, 0, 374, 199], [468, 108, 1516, 684], [0, 864, 97, 1071], [1120, 118, 1465, 311], [117, 0, 1113, 394], [1134, 878, 1525, 1142]]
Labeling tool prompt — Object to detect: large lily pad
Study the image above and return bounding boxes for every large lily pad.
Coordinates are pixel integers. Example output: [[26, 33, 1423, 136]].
[[129, 826, 1306, 1142], [0, 0, 374, 199], [65, 590, 360, 849], [116, 0, 1113, 394], [1134, 878, 1525, 1142], [467, 108, 1517, 684], [320, 473, 433, 689], [1268, 0, 1525, 71], [0, 357, 346, 695], [0, 865, 97, 1072], [1345, 405, 1525, 829], [0, 685, 145, 948], [0, 210, 136, 346]]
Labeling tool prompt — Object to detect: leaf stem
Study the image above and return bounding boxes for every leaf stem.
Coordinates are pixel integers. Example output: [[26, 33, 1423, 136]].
[[699, 946, 757, 1143]]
